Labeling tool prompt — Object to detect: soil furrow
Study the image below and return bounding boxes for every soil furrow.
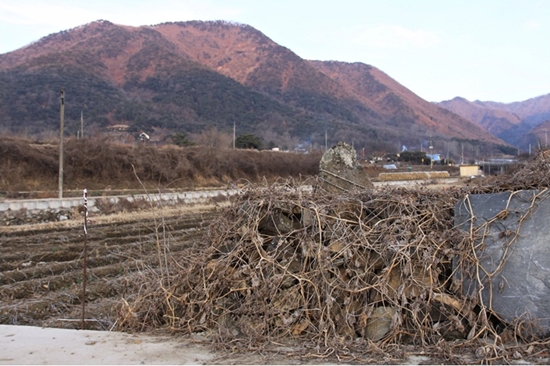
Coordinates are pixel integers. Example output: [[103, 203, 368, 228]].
[[0, 209, 217, 330]]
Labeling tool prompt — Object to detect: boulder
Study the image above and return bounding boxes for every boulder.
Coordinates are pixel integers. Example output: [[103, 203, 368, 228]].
[[319, 142, 373, 193], [455, 190, 550, 336]]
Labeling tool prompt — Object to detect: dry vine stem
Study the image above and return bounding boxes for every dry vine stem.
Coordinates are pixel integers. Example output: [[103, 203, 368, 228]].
[[118, 151, 550, 362]]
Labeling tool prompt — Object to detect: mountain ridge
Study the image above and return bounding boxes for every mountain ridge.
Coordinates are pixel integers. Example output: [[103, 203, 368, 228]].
[[0, 19, 517, 158], [438, 94, 550, 149]]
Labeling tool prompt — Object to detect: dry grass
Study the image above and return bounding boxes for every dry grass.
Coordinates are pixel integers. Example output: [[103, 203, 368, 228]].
[[0, 136, 322, 195]]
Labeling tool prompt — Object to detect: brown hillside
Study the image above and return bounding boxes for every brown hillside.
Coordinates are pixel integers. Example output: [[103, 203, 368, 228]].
[[479, 94, 550, 123], [518, 118, 550, 149], [0, 20, 510, 154], [310, 61, 503, 143], [154, 22, 505, 144], [153, 21, 349, 96], [0, 20, 204, 87], [438, 97, 522, 135], [438, 94, 550, 150]]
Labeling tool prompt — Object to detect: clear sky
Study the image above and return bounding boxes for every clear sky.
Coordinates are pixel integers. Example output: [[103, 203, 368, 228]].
[[0, 0, 548, 103]]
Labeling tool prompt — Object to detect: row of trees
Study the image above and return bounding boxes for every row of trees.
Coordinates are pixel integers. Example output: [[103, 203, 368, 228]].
[[170, 129, 264, 150], [138, 127, 519, 163]]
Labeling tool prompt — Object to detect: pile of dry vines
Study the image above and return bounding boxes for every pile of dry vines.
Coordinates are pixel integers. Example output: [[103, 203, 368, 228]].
[[118, 151, 550, 362]]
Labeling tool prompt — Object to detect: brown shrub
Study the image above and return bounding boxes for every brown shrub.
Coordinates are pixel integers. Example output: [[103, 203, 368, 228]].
[[1, 136, 322, 194]]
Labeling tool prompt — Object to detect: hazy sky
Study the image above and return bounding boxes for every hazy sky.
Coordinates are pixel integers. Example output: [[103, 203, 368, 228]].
[[0, 0, 548, 103]]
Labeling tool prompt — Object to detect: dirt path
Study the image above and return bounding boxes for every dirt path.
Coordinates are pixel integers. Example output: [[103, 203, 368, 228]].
[[0, 324, 217, 365]]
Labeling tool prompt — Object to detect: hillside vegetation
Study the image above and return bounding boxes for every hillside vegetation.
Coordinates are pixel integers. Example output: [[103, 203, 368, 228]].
[[438, 94, 550, 150], [0, 137, 322, 197], [0, 20, 507, 156]]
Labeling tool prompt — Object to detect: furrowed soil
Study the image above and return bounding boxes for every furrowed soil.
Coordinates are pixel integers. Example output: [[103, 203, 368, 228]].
[[0, 206, 218, 332]]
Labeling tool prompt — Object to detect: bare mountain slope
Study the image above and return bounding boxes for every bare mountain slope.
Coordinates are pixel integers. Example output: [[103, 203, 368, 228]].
[[0, 20, 508, 153], [478, 94, 550, 126], [438, 97, 522, 135], [0, 21, 196, 85], [310, 61, 500, 142], [524, 119, 550, 148], [152, 22, 345, 96], [153, 21, 504, 145], [438, 94, 550, 149]]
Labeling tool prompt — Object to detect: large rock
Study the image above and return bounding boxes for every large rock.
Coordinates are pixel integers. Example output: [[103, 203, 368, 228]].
[[319, 142, 373, 193], [364, 306, 396, 341], [455, 190, 550, 336]]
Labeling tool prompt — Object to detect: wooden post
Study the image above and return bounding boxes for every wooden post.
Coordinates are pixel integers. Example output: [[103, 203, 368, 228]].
[[59, 89, 65, 199], [82, 189, 88, 329]]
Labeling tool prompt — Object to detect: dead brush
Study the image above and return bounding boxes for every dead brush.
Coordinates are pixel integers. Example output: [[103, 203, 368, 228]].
[[115, 152, 550, 363], [1, 136, 322, 193], [117, 178, 475, 356], [470, 149, 550, 193]]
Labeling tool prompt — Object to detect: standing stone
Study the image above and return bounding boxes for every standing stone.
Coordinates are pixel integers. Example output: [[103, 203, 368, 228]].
[[454, 190, 550, 336], [319, 142, 373, 193]]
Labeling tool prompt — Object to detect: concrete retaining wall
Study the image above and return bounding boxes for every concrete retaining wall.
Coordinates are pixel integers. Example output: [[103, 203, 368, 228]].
[[0, 189, 239, 214], [0, 179, 459, 214]]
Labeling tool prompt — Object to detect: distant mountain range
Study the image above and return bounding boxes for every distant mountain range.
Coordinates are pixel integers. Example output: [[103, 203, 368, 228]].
[[437, 94, 550, 151], [1, 20, 547, 158]]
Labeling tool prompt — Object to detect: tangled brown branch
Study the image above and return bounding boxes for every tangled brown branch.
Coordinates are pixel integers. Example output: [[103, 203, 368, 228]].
[[117, 151, 550, 363]]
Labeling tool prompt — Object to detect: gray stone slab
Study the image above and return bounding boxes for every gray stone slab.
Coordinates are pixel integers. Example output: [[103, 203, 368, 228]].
[[455, 190, 550, 336]]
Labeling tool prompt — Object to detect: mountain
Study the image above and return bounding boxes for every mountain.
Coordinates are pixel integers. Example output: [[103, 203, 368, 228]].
[[438, 94, 550, 150], [0, 21, 303, 138], [479, 94, 550, 126], [437, 97, 522, 136], [522, 119, 550, 149], [308, 61, 491, 140], [0, 20, 508, 157]]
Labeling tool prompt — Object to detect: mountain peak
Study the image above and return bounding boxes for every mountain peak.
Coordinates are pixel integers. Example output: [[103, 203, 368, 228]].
[[0, 20, 512, 157]]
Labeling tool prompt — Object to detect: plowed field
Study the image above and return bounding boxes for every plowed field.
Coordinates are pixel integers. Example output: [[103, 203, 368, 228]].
[[0, 207, 218, 331]]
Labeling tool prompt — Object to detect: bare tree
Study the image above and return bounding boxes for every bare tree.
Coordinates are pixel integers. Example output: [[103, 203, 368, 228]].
[[192, 127, 232, 149]]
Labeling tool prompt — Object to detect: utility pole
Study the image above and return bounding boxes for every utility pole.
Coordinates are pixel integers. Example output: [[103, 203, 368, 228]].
[[325, 129, 328, 152], [429, 136, 433, 169], [80, 110, 84, 139], [232, 121, 235, 149], [59, 89, 65, 199]]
